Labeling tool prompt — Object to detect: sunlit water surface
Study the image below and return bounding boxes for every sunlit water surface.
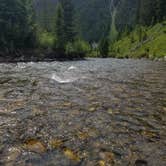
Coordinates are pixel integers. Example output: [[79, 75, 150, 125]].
[[0, 58, 165, 166]]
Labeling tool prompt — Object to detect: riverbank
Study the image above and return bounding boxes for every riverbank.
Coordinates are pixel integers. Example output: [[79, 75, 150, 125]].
[[0, 49, 85, 63], [0, 50, 166, 63]]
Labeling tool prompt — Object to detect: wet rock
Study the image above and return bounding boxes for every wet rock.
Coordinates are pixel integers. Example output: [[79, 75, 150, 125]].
[[135, 159, 148, 166], [63, 102, 72, 107], [107, 108, 113, 114], [0, 59, 166, 165], [63, 148, 80, 162], [141, 130, 160, 141], [76, 131, 89, 140], [3, 146, 21, 166], [31, 80, 38, 86], [7, 100, 26, 111], [49, 139, 63, 149], [32, 108, 43, 116], [88, 107, 96, 112], [79, 128, 98, 139], [77, 150, 89, 159], [99, 151, 115, 164], [24, 139, 46, 154], [17, 151, 42, 166], [98, 160, 106, 166], [163, 107, 166, 111], [0, 78, 11, 84]]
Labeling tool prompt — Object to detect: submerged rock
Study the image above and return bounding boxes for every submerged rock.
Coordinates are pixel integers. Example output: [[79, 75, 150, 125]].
[[135, 159, 148, 166], [49, 139, 64, 149], [63, 148, 80, 162], [24, 139, 46, 154], [98, 160, 106, 166], [2, 146, 21, 166]]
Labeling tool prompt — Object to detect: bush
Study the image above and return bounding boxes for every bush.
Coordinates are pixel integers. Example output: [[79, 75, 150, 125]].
[[65, 42, 75, 54], [65, 40, 90, 55], [73, 40, 91, 54], [38, 31, 55, 49], [99, 38, 109, 58]]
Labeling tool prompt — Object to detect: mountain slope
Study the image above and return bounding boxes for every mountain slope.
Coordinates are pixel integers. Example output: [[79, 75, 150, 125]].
[[110, 22, 166, 58]]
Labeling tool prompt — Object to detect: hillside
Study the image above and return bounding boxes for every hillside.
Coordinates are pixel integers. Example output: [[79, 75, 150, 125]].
[[110, 22, 166, 59], [0, 0, 165, 60], [34, 0, 112, 41]]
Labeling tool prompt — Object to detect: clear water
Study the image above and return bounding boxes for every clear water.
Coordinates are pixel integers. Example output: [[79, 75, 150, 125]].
[[0, 58, 165, 166]]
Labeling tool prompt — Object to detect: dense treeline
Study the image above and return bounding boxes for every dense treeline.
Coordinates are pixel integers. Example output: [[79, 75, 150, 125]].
[[34, 0, 166, 41], [109, 0, 166, 59], [0, 0, 165, 60], [0, 0, 37, 53], [34, 0, 111, 42], [0, 0, 91, 59], [112, 0, 166, 36], [138, 0, 166, 25]]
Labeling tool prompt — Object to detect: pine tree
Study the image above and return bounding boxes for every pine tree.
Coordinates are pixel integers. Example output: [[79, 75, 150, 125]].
[[99, 37, 109, 58], [61, 0, 76, 43], [155, 0, 166, 22], [138, 0, 165, 26], [55, 2, 65, 51], [54, 0, 77, 52], [0, 0, 37, 52]]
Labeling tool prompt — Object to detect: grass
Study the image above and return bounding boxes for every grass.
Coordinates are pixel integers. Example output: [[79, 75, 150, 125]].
[[110, 21, 166, 59]]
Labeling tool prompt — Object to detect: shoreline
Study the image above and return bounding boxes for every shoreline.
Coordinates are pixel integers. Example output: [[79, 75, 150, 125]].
[[0, 50, 165, 63], [0, 50, 86, 63]]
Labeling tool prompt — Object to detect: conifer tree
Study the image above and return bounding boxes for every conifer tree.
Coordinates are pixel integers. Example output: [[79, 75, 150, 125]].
[[61, 0, 76, 43], [99, 37, 109, 58], [0, 0, 36, 52], [54, 0, 77, 51], [55, 2, 65, 51]]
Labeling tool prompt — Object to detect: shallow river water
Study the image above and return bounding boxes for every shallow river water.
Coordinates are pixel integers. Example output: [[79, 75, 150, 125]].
[[0, 58, 166, 166]]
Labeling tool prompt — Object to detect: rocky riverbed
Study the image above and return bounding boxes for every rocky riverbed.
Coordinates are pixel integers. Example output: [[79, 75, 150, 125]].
[[0, 58, 165, 166]]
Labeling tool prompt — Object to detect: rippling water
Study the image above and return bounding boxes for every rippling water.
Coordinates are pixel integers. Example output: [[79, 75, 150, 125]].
[[0, 58, 165, 166]]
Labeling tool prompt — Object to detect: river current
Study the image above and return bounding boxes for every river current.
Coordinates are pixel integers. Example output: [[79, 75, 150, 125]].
[[0, 58, 165, 166]]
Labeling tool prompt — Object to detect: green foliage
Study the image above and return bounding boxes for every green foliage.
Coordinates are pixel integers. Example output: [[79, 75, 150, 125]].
[[99, 38, 109, 58], [65, 39, 90, 55], [54, 0, 76, 52], [115, 0, 139, 33], [74, 0, 111, 42], [38, 31, 55, 49], [65, 42, 75, 55], [113, 0, 166, 40], [110, 22, 166, 58], [34, 0, 57, 31], [0, 0, 37, 52], [61, 0, 76, 43], [54, 2, 65, 51], [34, 0, 111, 42], [73, 39, 90, 54], [88, 50, 99, 58], [110, 9, 118, 42], [0, 0, 165, 60]]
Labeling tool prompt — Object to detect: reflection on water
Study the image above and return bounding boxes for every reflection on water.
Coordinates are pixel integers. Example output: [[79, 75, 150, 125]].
[[0, 58, 166, 166]]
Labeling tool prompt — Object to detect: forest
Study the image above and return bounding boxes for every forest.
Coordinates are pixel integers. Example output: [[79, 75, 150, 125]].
[[0, 0, 166, 60], [0, 1, 166, 165]]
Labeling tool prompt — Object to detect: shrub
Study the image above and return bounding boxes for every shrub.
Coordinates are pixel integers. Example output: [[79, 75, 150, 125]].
[[99, 38, 109, 58], [65, 40, 90, 55], [65, 42, 75, 55], [73, 40, 90, 54], [38, 31, 55, 49]]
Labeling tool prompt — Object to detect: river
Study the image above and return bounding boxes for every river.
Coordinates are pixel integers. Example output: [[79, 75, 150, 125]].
[[0, 58, 165, 166]]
